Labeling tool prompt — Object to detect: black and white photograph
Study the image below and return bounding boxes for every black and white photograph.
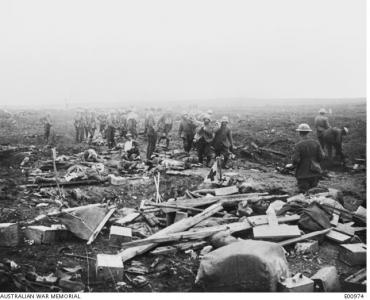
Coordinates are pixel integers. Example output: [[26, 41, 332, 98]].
[[0, 0, 366, 295]]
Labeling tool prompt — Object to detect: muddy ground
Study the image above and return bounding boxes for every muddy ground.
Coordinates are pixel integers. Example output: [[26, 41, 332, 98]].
[[0, 101, 366, 292]]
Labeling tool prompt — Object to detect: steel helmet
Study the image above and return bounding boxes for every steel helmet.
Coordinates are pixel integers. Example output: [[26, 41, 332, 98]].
[[203, 114, 211, 121], [221, 116, 229, 123], [296, 123, 312, 132], [319, 108, 327, 114]]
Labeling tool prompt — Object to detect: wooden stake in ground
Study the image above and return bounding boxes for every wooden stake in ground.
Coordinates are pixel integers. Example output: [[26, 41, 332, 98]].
[[154, 172, 162, 203], [51, 147, 63, 199]]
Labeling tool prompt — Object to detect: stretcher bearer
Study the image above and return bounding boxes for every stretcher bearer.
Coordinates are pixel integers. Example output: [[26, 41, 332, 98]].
[[290, 123, 324, 193], [213, 116, 234, 168], [195, 114, 215, 167]]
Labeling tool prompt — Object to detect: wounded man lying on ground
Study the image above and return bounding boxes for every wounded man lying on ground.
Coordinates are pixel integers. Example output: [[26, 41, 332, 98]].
[[288, 123, 325, 193], [83, 148, 104, 162]]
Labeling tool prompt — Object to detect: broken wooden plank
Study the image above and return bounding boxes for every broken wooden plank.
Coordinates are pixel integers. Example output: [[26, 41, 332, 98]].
[[21, 179, 105, 189], [113, 212, 141, 226], [150, 246, 177, 255], [214, 185, 239, 196], [339, 243, 367, 266], [344, 268, 366, 292], [171, 192, 268, 207], [0, 223, 19, 246], [87, 208, 116, 245], [278, 228, 332, 247], [22, 203, 108, 226], [121, 214, 300, 249], [253, 224, 300, 240], [121, 221, 251, 249], [145, 202, 204, 213], [325, 229, 352, 243], [118, 202, 224, 262]]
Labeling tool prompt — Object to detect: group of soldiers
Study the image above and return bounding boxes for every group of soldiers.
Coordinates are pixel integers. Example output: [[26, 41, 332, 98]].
[[73, 109, 140, 148], [144, 108, 234, 167], [290, 108, 349, 193], [178, 110, 234, 168], [70, 108, 235, 168], [41, 106, 349, 193]]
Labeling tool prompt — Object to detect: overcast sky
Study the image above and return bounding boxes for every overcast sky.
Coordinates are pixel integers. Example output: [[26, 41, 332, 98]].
[[0, 0, 366, 107]]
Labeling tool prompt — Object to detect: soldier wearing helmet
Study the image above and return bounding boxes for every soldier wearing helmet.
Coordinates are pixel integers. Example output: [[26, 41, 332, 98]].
[[314, 108, 331, 148], [213, 116, 234, 168], [290, 123, 325, 192], [195, 114, 215, 167]]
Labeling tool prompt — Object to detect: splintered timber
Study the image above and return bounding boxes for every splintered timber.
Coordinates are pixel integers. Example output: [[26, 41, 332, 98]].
[[0, 295, 81, 299]]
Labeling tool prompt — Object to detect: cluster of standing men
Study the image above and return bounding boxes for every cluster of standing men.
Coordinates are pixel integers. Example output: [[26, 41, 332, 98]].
[[42, 106, 349, 194], [71, 108, 235, 168]]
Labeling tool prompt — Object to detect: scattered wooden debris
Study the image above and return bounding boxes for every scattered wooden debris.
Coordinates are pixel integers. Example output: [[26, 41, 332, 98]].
[[109, 226, 132, 246], [311, 266, 341, 292], [325, 229, 352, 243], [118, 203, 224, 262], [278, 273, 314, 292], [338, 243, 366, 266], [96, 254, 124, 281], [343, 268, 366, 292], [278, 228, 332, 247], [0, 223, 19, 246]]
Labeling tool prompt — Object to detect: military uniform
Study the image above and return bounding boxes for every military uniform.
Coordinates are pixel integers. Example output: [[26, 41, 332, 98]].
[[88, 113, 97, 143], [127, 111, 138, 138], [145, 113, 157, 159], [292, 138, 324, 192], [157, 112, 173, 148], [196, 124, 215, 167], [43, 116, 52, 143], [178, 117, 196, 153], [106, 115, 116, 149], [314, 114, 330, 148], [213, 125, 233, 167], [322, 127, 346, 162]]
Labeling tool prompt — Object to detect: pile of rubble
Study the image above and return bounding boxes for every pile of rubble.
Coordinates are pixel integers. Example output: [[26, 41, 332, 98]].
[[0, 145, 366, 292]]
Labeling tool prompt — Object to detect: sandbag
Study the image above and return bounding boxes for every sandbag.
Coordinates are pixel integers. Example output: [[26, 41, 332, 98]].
[[298, 202, 331, 232], [195, 240, 289, 292]]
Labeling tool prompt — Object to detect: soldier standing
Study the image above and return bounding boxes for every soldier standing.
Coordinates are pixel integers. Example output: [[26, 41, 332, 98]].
[[195, 114, 215, 167], [213, 116, 234, 168], [178, 112, 196, 153], [126, 109, 138, 138], [106, 112, 116, 149], [290, 123, 324, 193], [314, 108, 331, 149], [157, 110, 173, 148], [42, 114, 53, 143], [88, 111, 97, 144], [144, 108, 157, 159]]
